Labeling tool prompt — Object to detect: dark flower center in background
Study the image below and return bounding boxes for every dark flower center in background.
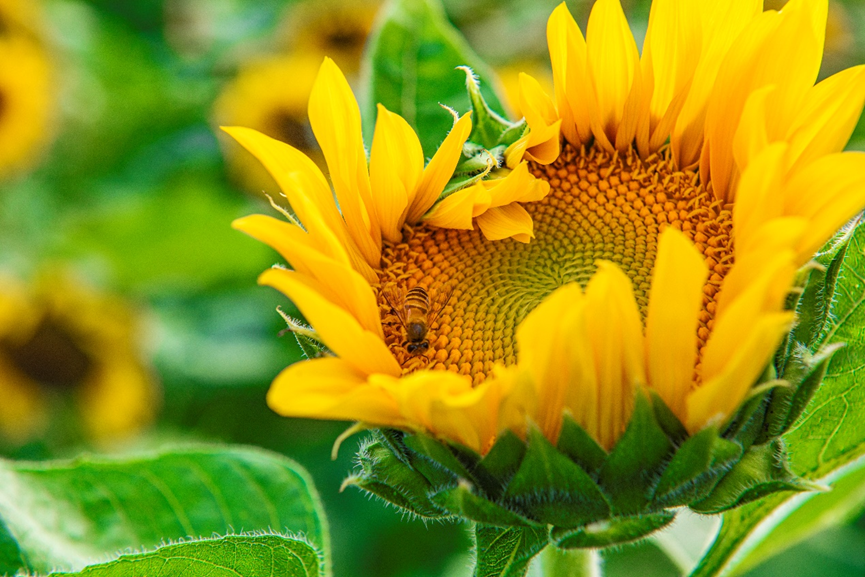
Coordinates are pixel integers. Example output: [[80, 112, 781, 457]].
[[268, 110, 317, 154], [3, 317, 93, 388]]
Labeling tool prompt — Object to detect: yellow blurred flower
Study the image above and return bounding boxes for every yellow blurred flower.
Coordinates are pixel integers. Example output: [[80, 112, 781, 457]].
[[0, 0, 43, 36], [0, 275, 159, 446], [214, 0, 381, 196], [231, 0, 865, 455], [279, 0, 380, 73], [0, 8, 54, 180], [214, 54, 323, 196]]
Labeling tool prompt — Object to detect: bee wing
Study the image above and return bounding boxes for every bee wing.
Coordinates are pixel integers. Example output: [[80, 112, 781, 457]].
[[381, 283, 409, 329], [427, 283, 454, 329]]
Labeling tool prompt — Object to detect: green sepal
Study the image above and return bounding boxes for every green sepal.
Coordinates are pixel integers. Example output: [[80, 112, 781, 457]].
[[294, 331, 327, 360], [787, 218, 857, 353], [721, 371, 776, 450], [598, 390, 673, 514], [349, 440, 446, 518], [556, 413, 608, 476], [652, 427, 742, 508], [504, 425, 610, 527], [431, 481, 540, 527], [461, 66, 524, 150], [649, 391, 689, 444], [476, 430, 527, 499], [343, 476, 436, 517], [404, 433, 473, 482], [763, 343, 842, 443], [550, 511, 677, 549], [690, 439, 824, 514]]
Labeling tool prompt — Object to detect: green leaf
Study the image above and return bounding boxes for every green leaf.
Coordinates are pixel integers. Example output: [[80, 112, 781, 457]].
[[363, 0, 506, 157], [473, 524, 548, 577], [0, 446, 328, 576], [730, 457, 865, 576], [598, 391, 673, 514], [52, 534, 321, 577], [504, 426, 610, 528], [551, 511, 677, 549]]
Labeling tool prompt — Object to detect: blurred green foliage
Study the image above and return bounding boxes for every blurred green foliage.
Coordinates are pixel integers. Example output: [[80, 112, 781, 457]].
[[0, 0, 863, 576]]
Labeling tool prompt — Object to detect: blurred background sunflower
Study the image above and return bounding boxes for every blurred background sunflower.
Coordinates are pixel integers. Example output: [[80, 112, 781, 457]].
[[0, 1, 863, 576]]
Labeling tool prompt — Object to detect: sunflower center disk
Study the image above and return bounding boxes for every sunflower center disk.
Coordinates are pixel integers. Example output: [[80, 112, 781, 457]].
[[377, 143, 734, 384]]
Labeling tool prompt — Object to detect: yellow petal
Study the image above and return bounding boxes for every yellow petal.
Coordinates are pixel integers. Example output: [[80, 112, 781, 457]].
[[783, 152, 865, 260], [516, 283, 586, 442], [686, 312, 794, 433], [407, 112, 473, 223], [234, 216, 383, 336], [719, 221, 807, 314], [586, 0, 640, 147], [547, 3, 594, 146], [518, 73, 562, 164], [700, 11, 780, 198], [546, 3, 578, 145], [267, 357, 403, 426], [672, 0, 763, 168], [487, 162, 550, 208], [221, 127, 341, 240], [645, 228, 708, 420], [584, 261, 645, 449], [260, 268, 400, 377], [222, 128, 378, 281], [384, 370, 499, 453], [476, 203, 534, 243], [731, 86, 775, 177], [639, 0, 701, 148], [233, 214, 349, 272], [369, 104, 424, 243], [703, 252, 796, 383], [705, 0, 827, 200], [423, 184, 492, 230], [787, 65, 865, 172], [495, 365, 539, 441], [732, 142, 787, 253], [308, 58, 381, 265]]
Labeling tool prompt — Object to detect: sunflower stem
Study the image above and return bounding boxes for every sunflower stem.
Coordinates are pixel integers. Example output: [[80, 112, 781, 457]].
[[538, 546, 601, 577]]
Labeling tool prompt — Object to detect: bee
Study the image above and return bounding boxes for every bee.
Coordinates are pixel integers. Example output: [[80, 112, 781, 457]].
[[381, 283, 453, 355]]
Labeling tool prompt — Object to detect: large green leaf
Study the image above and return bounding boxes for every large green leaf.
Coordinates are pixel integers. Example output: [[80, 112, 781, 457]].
[[472, 525, 548, 577], [0, 446, 328, 576], [52, 534, 321, 577], [363, 0, 506, 157], [691, 221, 865, 576]]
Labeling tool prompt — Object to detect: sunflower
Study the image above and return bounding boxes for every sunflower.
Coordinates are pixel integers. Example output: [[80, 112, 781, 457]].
[[0, 31, 53, 179], [0, 275, 158, 446], [231, 0, 865, 456]]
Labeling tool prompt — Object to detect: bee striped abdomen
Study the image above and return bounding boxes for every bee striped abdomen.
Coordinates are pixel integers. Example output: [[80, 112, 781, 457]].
[[405, 286, 430, 314]]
